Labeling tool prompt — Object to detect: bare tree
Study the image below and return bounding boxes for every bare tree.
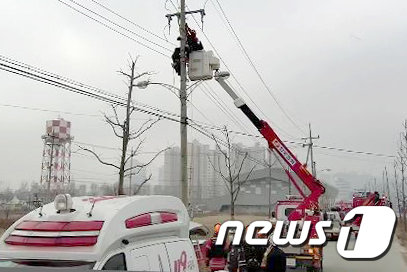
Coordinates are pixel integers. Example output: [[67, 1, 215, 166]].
[[264, 149, 277, 218], [393, 161, 402, 216], [208, 127, 256, 219], [80, 57, 167, 195], [397, 120, 407, 229]]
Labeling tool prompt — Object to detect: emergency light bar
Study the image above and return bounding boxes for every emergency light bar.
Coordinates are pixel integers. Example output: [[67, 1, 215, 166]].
[[125, 212, 177, 229], [5, 235, 98, 247], [15, 221, 104, 232], [4, 221, 104, 247]]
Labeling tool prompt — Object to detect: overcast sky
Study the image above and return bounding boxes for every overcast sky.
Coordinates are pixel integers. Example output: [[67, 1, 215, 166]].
[[1, 0, 406, 189]]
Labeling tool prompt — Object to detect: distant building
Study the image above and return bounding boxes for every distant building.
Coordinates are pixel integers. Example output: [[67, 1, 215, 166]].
[[157, 146, 181, 197], [334, 177, 353, 201], [157, 141, 272, 206], [78, 184, 87, 195]]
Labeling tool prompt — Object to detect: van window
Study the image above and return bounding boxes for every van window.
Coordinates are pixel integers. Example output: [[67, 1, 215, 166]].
[[285, 208, 295, 217], [102, 253, 127, 270]]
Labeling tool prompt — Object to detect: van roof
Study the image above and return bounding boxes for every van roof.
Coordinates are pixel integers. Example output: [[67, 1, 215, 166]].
[[0, 195, 189, 262]]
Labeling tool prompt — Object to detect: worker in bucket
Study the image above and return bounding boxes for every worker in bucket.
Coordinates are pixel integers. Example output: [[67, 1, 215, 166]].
[[203, 223, 229, 271]]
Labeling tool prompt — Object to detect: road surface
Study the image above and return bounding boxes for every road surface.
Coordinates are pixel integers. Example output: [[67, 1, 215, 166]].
[[323, 236, 406, 271]]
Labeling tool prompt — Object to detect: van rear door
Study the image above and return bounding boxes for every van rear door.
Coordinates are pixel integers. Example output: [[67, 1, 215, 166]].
[[165, 240, 199, 272], [129, 243, 171, 272]]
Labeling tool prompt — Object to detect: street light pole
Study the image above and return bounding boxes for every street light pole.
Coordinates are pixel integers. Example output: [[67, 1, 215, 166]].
[[134, 80, 203, 207]]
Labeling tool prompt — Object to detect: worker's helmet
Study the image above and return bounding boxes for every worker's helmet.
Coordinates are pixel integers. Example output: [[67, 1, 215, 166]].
[[214, 223, 221, 235]]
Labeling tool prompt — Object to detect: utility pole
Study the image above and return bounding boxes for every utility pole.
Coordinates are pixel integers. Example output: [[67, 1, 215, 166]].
[[302, 123, 319, 178], [179, 0, 188, 206], [129, 148, 133, 195], [166, 3, 205, 206]]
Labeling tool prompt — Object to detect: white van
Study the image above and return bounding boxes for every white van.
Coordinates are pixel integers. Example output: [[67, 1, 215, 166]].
[[0, 194, 199, 271]]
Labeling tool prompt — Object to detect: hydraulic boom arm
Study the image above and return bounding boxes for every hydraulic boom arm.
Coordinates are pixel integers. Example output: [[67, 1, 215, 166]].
[[214, 72, 325, 220]]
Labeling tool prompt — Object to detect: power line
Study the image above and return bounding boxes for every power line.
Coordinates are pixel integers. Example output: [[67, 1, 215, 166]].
[[0, 103, 99, 118], [0, 54, 183, 122], [90, 0, 177, 46], [57, 0, 171, 58], [66, 0, 173, 53], [187, 100, 215, 125], [0, 56, 393, 160], [186, 8, 298, 140], [211, 0, 307, 135], [188, 122, 269, 168], [167, 0, 179, 11], [188, 121, 396, 159], [0, 62, 182, 123], [199, 83, 249, 133], [0, 54, 126, 102]]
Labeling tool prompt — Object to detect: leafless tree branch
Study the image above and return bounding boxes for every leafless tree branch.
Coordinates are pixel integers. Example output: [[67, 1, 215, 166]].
[[124, 139, 146, 165], [130, 118, 160, 140], [133, 174, 152, 195], [79, 146, 120, 170], [105, 115, 124, 138], [124, 147, 169, 173]]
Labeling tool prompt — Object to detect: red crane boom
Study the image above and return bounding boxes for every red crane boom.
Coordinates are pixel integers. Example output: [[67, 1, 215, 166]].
[[214, 72, 325, 219]]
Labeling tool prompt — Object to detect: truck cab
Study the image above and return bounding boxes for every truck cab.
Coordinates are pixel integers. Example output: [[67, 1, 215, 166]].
[[275, 196, 323, 272], [0, 194, 199, 272], [324, 211, 342, 240]]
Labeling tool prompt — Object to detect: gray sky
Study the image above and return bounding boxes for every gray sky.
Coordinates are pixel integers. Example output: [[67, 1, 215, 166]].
[[1, 0, 406, 189]]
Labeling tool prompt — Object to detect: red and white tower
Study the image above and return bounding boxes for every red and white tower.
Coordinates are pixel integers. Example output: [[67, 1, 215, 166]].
[[40, 118, 73, 191]]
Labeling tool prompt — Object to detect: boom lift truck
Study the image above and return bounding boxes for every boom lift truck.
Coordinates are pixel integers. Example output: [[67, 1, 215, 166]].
[[185, 26, 326, 271], [212, 72, 325, 272]]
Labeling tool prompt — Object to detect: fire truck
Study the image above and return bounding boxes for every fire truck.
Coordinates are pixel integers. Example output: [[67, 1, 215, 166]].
[[0, 194, 199, 271], [351, 191, 390, 236]]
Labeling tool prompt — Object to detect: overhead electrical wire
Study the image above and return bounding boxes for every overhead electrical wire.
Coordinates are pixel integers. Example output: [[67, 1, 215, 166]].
[[65, 0, 172, 53], [0, 56, 394, 160], [89, 0, 177, 46], [0, 103, 100, 118], [186, 9, 298, 140], [211, 0, 307, 135], [198, 83, 249, 133], [57, 0, 171, 58], [0, 62, 180, 123], [60, 0, 299, 139]]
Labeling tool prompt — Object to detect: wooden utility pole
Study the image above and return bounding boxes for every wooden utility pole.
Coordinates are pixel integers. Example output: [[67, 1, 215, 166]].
[[179, 0, 188, 206], [165, 3, 205, 206], [302, 123, 319, 177]]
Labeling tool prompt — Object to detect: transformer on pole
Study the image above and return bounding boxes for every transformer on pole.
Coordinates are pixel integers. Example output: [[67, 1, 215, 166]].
[[40, 118, 73, 191]]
